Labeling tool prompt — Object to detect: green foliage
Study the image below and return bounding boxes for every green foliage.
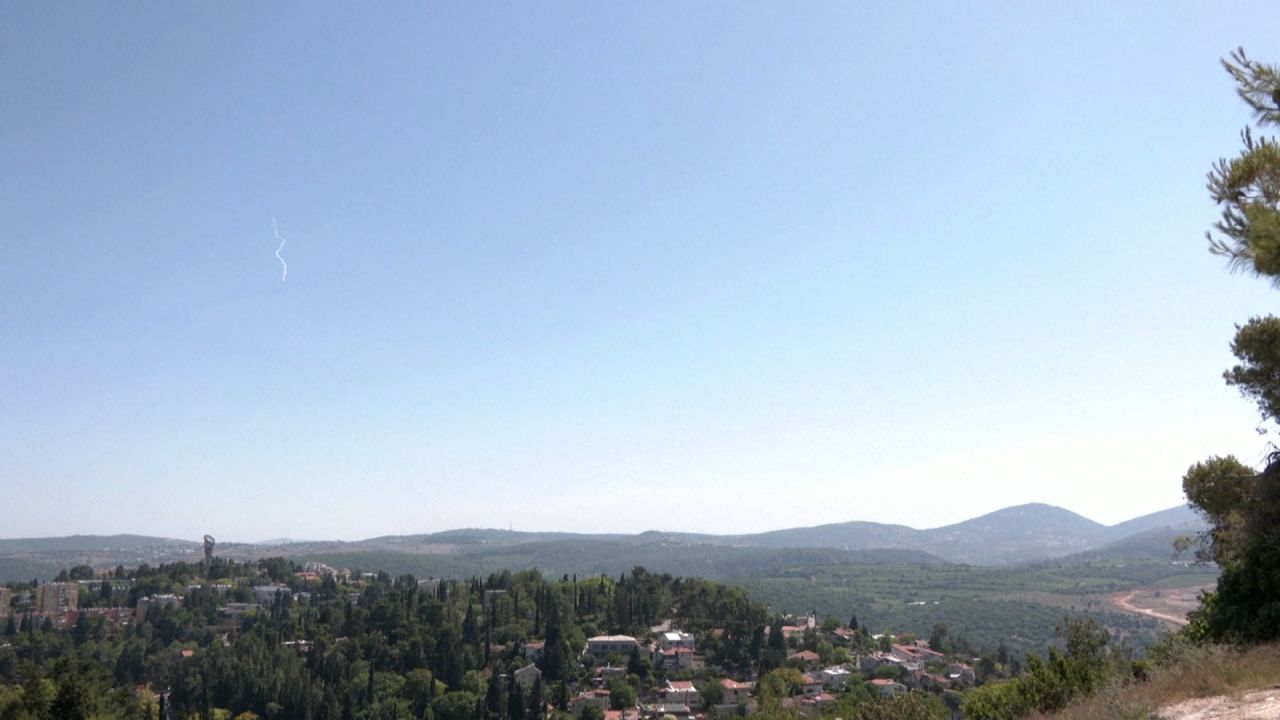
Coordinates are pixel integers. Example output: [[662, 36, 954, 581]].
[[1188, 54, 1280, 638], [1188, 538, 1280, 643], [432, 691, 478, 720], [960, 618, 1118, 720], [607, 681, 634, 710], [757, 667, 805, 708], [847, 692, 947, 720], [736, 560, 1201, 657], [1206, 49, 1280, 281], [1226, 317, 1280, 424]]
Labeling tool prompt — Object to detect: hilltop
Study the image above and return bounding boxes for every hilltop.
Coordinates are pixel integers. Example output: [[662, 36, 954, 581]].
[[0, 502, 1207, 584]]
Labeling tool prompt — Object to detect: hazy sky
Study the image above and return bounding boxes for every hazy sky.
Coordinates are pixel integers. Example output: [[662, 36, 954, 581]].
[[4, 3, 1280, 542]]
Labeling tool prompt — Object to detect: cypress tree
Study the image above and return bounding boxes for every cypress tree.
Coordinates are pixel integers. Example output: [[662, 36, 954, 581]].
[[540, 601, 565, 683], [528, 677, 544, 720], [508, 676, 526, 720], [484, 673, 506, 720], [463, 604, 479, 645]]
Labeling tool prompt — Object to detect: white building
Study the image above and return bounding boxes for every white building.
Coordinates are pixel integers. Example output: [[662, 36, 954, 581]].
[[819, 666, 852, 688], [586, 635, 639, 661], [657, 631, 694, 650], [662, 680, 700, 710]]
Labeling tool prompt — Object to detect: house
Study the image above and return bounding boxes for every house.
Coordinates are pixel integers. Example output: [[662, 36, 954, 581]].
[[799, 693, 836, 712], [819, 666, 852, 688], [571, 689, 611, 714], [780, 625, 810, 642], [891, 643, 943, 666], [586, 635, 639, 661], [604, 711, 642, 720], [522, 640, 546, 661], [719, 678, 753, 705], [828, 627, 858, 644], [802, 674, 824, 697], [916, 672, 952, 692], [663, 680, 700, 709], [514, 664, 542, 688], [594, 666, 627, 686], [657, 631, 695, 650], [869, 679, 907, 697], [656, 646, 696, 670], [947, 662, 976, 685], [787, 650, 820, 665], [640, 703, 693, 720], [252, 585, 290, 604]]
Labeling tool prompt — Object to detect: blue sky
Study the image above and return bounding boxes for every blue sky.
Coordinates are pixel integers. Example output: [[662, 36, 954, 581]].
[[3, 3, 1279, 541]]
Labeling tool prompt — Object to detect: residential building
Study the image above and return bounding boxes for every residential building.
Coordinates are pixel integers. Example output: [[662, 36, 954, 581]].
[[798, 693, 836, 712], [947, 662, 976, 685], [219, 602, 262, 620], [662, 680, 700, 709], [0, 587, 11, 617], [655, 646, 696, 670], [522, 640, 545, 661], [586, 635, 639, 661], [802, 674, 824, 697], [869, 679, 907, 698], [787, 650, 820, 664], [135, 594, 181, 622], [252, 585, 290, 604], [36, 583, 78, 614], [719, 678, 753, 705], [514, 664, 542, 688], [571, 689, 611, 714], [657, 631, 694, 650], [819, 666, 852, 688], [890, 643, 943, 667], [640, 703, 693, 720]]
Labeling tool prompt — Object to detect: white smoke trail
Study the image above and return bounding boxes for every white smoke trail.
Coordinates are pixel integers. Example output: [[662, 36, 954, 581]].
[[272, 217, 288, 282]]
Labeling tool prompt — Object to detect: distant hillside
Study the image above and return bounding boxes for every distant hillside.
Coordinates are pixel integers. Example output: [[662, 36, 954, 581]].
[[0, 534, 195, 554], [1058, 527, 1205, 564], [295, 540, 946, 581], [1100, 504, 1203, 542], [0, 502, 1214, 583]]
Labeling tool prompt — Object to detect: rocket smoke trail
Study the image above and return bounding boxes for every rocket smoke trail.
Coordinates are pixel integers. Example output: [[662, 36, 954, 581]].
[[272, 218, 288, 282]]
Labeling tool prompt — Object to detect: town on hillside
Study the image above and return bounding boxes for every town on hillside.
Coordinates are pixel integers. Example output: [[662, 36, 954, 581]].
[[0, 557, 996, 718]]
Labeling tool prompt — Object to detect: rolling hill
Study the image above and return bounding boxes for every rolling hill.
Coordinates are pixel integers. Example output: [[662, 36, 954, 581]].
[[0, 503, 1210, 583]]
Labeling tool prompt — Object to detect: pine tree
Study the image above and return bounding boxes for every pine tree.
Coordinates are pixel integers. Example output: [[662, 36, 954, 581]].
[[51, 672, 89, 720]]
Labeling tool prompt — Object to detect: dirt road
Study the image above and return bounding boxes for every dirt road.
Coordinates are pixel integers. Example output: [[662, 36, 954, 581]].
[[1115, 590, 1190, 626], [1160, 688, 1280, 719]]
